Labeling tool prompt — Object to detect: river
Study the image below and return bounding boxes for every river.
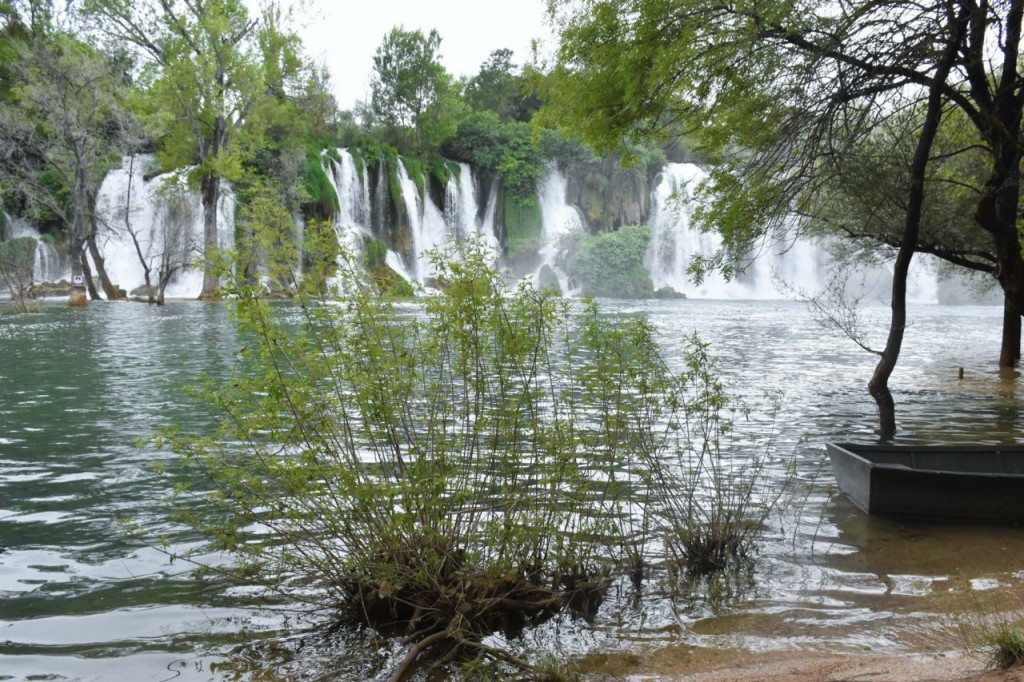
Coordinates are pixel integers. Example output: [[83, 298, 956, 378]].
[[1, 298, 1022, 680]]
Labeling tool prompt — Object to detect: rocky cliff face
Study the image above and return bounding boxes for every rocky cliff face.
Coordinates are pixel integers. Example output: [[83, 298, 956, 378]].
[[566, 157, 655, 233]]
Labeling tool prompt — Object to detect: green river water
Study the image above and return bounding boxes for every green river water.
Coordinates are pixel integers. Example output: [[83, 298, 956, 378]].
[[2, 299, 1023, 680]]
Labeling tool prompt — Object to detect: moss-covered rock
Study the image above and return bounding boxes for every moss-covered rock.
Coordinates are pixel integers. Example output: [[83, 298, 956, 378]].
[[369, 264, 415, 299], [653, 286, 687, 300], [536, 264, 562, 294], [501, 194, 542, 270], [568, 225, 654, 299]]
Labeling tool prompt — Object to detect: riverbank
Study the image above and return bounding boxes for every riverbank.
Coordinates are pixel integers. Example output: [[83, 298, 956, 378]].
[[581, 647, 1022, 681]]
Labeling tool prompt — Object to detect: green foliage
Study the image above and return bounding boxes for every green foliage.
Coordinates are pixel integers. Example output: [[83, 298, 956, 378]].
[[464, 48, 537, 123], [160, 239, 784, 677], [0, 235, 37, 311], [299, 218, 338, 295], [236, 181, 300, 292], [443, 113, 545, 202], [362, 236, 387, 268], [300, 149, 338, 218], [370, 26, 461, 152], [568, 225, 654, 298]]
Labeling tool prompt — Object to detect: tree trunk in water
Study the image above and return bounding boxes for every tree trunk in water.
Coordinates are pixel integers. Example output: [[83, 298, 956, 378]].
[[199, 172, 221, 300], [867, 11, 964, 441], [972, 7, 1024, 337], [80, 249, 100, 301], [1001, 295, 1021, 368], [87, 227, 122, 300], [68, 237, 87, 307]]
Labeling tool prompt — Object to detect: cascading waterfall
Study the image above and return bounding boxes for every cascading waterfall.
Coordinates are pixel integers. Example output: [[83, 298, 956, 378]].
[[644, 162, 941, 301], [535, 164, 585, 293], [449, 162, 499, 255], [322, 149, 416, 283], [94, 154, 235, 299], [322, 148, 371, 255], [3, 213, 65, 284], [393, 159, 449, 283]]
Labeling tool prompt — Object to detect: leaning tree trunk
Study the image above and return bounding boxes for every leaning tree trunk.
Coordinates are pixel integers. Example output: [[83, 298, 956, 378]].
[[85, 190, 121, 300], [80, 248, 100, 301], [86, 227, 122, 300], [68, 230, 87, 307], [867, 10, 965, 440]]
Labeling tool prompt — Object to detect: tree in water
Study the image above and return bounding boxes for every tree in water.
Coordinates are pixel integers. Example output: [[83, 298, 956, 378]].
[[542, 0, 1017, 437], [85, 0, 300, 299], [0, 26, 132, 306]]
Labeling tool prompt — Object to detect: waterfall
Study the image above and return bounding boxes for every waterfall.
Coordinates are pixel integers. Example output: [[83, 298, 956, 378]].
[[644, 162, 941, 301], [319, 151, 502, 287], [479, 179, 499, 253], [450, 163, 499, 256], [535, 164, 585, 293], [322, 148, 370, 254], [94, 155, 234, 299], [323, 149, 420, 283], [3, 213, 65, 284], [393, 159, 450, 283]]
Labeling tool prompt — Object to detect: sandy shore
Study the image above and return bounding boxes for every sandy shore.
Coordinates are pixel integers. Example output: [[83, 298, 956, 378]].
[[580, 647, 1024, 681]]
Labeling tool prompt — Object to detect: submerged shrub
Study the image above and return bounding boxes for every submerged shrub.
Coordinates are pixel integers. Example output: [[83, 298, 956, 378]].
[[160, 238, 784, 679]]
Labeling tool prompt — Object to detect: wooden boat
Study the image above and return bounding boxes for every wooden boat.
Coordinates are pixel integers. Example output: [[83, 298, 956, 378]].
[[825, 442, 1024, 524]]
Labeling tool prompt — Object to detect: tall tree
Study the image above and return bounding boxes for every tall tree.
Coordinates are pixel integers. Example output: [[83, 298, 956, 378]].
[[370, 26, 455, 149], [0, 33, 131, 305], [85, 0, 273, 299], [543, 0, 1024, 320], [543, 0, 1024, 436], [464, 48, 537, 123]]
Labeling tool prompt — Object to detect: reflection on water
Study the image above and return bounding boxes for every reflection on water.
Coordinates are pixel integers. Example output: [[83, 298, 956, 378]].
[[0, 299, 1021, 678]]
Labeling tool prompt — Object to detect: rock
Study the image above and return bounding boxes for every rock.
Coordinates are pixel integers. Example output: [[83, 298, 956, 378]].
[[28, 280, 72, 298], [536, 265, 562, 294], [653, 286, 687, 300], [67, 287, 88, 307]]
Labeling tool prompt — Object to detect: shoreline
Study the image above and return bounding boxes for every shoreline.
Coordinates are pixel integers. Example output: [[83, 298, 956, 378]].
[[580, 647, 1024, 681]]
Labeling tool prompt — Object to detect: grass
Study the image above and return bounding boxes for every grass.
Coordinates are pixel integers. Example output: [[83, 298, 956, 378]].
[[953, 591, 1024, 670]]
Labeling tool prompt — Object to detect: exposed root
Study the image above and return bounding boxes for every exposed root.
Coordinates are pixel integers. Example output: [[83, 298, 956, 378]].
[[336, 553, 608, 680]]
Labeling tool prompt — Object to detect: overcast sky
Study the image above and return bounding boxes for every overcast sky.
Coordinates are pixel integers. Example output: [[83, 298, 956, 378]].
[[291, 0, 553, 111]]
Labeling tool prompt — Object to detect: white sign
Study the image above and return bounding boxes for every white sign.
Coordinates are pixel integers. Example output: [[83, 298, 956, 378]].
[[72, 275, 84, 286]]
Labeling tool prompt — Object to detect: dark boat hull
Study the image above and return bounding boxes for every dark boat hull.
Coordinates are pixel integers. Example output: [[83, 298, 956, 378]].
[[826, 442, 1024, 524]]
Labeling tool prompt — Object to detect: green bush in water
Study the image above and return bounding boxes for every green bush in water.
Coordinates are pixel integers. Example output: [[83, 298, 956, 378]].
[[157, 237, 786, 678], [569, 225, 654, 298]]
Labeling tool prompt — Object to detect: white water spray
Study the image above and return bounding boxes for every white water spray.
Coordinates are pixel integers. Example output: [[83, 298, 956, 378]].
[[644, 163, 941, 301], [95, 155, 234, 298], [535, 164, 585, 293]]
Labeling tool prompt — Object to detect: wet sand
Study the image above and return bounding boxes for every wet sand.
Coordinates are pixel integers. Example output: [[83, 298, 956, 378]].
[[582, 647, 1023, 681]]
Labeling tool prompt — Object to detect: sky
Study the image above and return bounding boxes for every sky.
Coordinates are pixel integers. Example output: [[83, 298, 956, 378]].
[[291, 0, 554, 111]]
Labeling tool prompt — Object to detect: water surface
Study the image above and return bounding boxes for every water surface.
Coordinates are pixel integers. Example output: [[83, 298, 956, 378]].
[[1, 299, 1020, 679]]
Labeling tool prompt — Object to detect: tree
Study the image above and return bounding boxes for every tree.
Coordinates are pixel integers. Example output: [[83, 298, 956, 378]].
[[0, 235, 35, 311], [804, 108, 1018, 366], [85, 0, 277, 299], [464, 48, 537, 123], [542, 0, 1022, 437], [370, 26, 453, 149], [543, 0, 1024, 321], [0, 32, 131, 305]]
